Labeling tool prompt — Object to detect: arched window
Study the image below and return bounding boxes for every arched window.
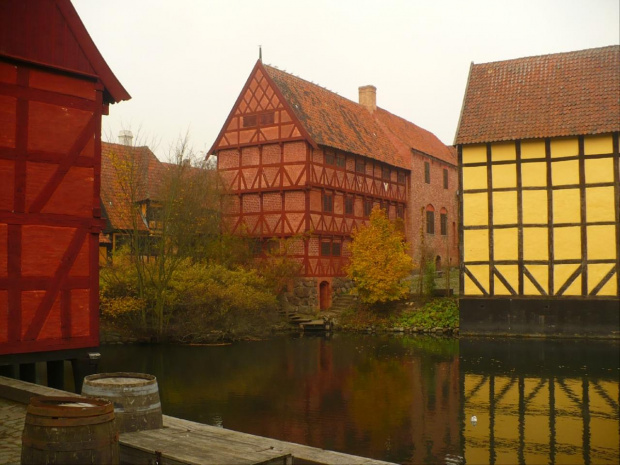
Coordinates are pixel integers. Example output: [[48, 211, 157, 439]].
[[440, 208, 448, 236], [426, 204, 435, 235]]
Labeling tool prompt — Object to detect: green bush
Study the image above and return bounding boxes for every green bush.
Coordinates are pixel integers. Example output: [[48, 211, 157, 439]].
[[394, 298, 459, 330], [100, 250, 279, 341], [423, 261, 437, 297]]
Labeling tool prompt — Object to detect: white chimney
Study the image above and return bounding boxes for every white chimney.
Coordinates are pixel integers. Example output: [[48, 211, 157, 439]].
[[359, 85, 376, 113], [118, 130, 133, 146]]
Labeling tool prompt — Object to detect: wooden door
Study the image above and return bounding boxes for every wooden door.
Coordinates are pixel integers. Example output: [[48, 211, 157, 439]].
[[319, 281, 331, 311]]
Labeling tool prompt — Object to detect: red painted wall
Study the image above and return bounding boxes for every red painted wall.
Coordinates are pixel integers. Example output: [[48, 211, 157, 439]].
[[0, 60, 104, 355]]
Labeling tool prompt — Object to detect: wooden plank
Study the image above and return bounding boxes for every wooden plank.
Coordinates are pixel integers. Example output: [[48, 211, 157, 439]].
[[0, 375, 80, 404], [162, 416, 395, 465], [120, 426, 292, 465]]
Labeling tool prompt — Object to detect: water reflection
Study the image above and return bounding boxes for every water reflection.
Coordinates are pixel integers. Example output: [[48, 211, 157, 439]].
[[98, 335, 619, 465], [461, 339, 619, 465]]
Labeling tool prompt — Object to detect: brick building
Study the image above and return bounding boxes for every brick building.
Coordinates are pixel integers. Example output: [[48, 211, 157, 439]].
[[211, 60, 457, 310], [455, 46, 619, 335]]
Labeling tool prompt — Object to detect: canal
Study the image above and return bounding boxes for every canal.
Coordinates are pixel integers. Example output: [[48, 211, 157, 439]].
[[98, 335, 619, 465]]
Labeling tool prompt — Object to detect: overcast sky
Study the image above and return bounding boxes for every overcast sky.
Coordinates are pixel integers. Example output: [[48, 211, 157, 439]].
[[73, 0, 619, 160]]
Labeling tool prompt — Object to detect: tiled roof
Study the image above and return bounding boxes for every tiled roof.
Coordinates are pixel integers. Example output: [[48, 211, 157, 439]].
[[455, 46, 620, 144], [101, 142, 165, 232], [263, 65, 454, 168]]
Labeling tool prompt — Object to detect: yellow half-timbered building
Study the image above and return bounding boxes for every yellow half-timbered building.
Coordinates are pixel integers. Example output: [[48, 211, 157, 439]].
[[455, 46, 619, 335]]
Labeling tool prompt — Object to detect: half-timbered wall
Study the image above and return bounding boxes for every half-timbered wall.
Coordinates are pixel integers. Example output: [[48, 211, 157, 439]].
[[0, 60, 104, 355], [219, 139, 409, 278], [460, 133, 619, 298]]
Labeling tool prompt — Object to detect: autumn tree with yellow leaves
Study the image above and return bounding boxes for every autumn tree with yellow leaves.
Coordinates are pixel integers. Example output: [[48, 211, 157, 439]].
[[346, 207, 414, 305]]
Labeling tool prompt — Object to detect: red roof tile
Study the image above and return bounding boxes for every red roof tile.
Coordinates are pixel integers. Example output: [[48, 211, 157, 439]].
[[455, 46, 620, 144], [263, 64, 454, 168]]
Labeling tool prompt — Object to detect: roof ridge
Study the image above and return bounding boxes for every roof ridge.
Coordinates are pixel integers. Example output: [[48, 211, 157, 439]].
[[472, 44, 619, 67]]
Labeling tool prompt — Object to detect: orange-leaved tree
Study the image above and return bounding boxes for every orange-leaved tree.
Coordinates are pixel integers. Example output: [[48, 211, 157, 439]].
[[346, 207, 414, 305]]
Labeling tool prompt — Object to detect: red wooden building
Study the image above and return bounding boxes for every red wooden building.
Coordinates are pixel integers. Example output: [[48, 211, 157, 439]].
[[211, 61, 456, 309], [0, 0, 129, 383]]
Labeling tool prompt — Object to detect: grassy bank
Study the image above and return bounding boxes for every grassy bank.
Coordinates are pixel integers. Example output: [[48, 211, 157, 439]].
[[336, 297, 459, 334]]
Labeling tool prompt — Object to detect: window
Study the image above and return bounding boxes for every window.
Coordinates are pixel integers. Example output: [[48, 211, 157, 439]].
[[336, 154, 345, 167], [332, 242, 341, 256], [440, 212, 447, 235], [243, 112, 274, 128], [323, 193, 333, 212], [364, 199, 373, 217], [424, 161, 430, 184], [426, 211, 435, 234], [264, 239, 279, 254], [356, 159, 365, 173], [397, 205, 404, 219], [426, 205, 435, 234], [382, 166, 390, 180], [325, 152, 335, 165], [345, 196, 354, 215], [259, 112, 274, 125], [320, 240, 342, 256], [243, 115, 257, 128], [321, 241, 331, 256], [397, 171, 406, 184], [443, 168, 448, 189], [249, 239, 262, 255]]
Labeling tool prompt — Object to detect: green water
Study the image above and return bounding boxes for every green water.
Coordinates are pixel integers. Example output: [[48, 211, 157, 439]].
[[98, 334, 619, 465]]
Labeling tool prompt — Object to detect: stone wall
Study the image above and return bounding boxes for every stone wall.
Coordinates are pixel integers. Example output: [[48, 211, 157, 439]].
[[281, 278, 318, 314], [332, 277, 354, 296]]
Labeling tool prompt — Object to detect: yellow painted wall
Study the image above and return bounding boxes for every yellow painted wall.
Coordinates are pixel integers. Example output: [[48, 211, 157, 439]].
[[521, 139, 546, 159], [461, 134, 618, 297], [462, 144, 487, 164], [521, 161, 547, 187], [462, 193, 488, 227], [492, 191, 517, 224]]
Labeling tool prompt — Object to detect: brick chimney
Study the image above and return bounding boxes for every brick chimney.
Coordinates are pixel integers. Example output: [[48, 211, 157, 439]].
[[359, 85, 376, 113]]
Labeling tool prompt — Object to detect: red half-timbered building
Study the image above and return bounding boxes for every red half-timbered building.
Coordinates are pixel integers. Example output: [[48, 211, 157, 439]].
[[211, 61, 456, 308], [0, 0, 129, 383]]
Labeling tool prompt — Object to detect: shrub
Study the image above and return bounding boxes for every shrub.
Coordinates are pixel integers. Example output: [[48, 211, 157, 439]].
[[346, 207, 414, 305], [395, 298, 459, 330]]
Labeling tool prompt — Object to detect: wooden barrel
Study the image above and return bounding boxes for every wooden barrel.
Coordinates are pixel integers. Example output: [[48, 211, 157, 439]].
[[82, 372, 163, 433], [21, 396, 119, 465]]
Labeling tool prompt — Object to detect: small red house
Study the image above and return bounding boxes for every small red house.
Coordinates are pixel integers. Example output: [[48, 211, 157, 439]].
[[99, 140, 168, 260], [211, 61, 457, 310], [0, 0, 129, 367]]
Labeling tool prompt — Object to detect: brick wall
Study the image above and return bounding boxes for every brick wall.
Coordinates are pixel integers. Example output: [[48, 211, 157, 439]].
[[408, 152, 459, 268]]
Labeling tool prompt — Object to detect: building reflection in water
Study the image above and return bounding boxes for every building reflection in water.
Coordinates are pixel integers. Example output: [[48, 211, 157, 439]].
[[97, 335, 618, 464], [461, 338, 619, 464]]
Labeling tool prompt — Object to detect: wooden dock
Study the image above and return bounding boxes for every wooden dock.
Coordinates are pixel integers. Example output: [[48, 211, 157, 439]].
[[0, 376, 395, 465]]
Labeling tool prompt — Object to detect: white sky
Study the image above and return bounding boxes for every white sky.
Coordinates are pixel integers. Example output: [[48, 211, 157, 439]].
[[73, 0, 619, 160]]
